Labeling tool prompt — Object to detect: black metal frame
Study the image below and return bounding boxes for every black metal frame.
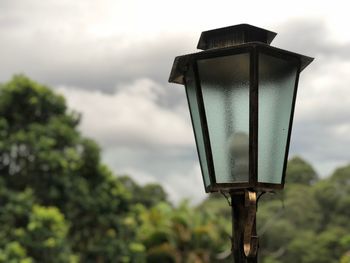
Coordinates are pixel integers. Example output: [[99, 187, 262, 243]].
[[194, 47, 252, 192], [179, 42, 310, 193], [193, 62, 217, 191], [184, 69, 210, 193], [169, 42, 312, 85], [281, 60, 301, 187], [255, 45, 301, 191], [250, 45, 258, 189]]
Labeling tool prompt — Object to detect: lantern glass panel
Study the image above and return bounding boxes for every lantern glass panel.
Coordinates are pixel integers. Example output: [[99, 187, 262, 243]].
[[185, 67, 211, 187], [258, 53, 298, 184], [198, 53, 250, 184]]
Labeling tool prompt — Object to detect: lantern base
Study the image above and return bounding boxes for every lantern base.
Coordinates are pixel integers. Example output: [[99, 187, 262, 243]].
[[206, 182, 284, 193]]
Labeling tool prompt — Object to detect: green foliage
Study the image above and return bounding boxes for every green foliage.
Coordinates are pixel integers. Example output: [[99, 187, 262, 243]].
[[0, 76, 133, 262], [119, 176, 168, 207], [313, 164, 350, 231], [285, 156, 318, 185], [0, 75, 70, 129], [0, 242, 33, 263], [24, 205, 73, 262], [340, 252, 350, 263], [0, 178, 74, 262], [136, 201, 227, 263], [257, 161, 350, 263]]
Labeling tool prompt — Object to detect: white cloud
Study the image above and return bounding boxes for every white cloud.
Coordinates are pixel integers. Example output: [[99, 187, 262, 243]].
[[57, 79, 193, 148], [296, 59, 350, 123], [58, 80, 208, 204], [288, 58, 350, 176], [117, 167, 159, 186], [112, 164, 207, 205], [119, 163, 207, 205], [163, 164, 207, 205], [2, 0, 350, 43]]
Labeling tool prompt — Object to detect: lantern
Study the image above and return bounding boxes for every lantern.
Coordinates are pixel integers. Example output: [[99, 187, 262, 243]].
[[169, 24, 313, 193]]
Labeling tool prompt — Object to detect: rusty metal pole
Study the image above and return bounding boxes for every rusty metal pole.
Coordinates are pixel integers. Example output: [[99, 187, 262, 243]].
[[247, 218, 258, 263], [231, 191, 258, 263], [231, 192, 246, 263]]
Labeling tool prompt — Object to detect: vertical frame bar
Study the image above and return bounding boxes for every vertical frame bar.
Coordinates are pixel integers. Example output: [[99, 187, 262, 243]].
[[193, 62, 217, 186], [249, 46, 259, 186], [281, 61, 301, 187], [184, 70, 209, 193]]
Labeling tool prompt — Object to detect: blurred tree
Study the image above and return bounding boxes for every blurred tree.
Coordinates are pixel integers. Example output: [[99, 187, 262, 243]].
[[0, 178, 75, 262], [119, 176, 168, 208], [283, 184, 321, 230], [285, 156, 318, 185], [340, 253, 350, 263], [135, 201, 229, 263], [0, 76, 135, 262], [313, 164, 350, 231], [258, 159, 350, 263], [23, 205, 76, 262], [0, 242, 33, 263]]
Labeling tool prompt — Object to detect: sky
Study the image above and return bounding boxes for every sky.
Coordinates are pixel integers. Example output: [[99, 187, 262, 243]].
[[1, 0, 350, 203]]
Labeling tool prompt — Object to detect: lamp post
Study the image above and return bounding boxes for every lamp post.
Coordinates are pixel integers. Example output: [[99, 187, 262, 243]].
[[168, 24, 313, 262]]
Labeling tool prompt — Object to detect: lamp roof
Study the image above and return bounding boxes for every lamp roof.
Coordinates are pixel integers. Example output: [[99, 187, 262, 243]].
[[169, 24, 314, 85], [197, 24, 277, 50]]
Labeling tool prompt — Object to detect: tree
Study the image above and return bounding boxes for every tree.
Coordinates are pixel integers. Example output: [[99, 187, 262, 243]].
[[0, 75, 135, 261], [285, 156, 318, 185], [136, 201, 229, 263], [0, 242, 33, 263], [313, 164, 350, 230], [118, 176, 168, 208], [0, 178, 75, 262]]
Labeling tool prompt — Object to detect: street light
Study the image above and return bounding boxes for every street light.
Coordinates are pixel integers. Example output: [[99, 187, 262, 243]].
[[168, 24, 313, 262]]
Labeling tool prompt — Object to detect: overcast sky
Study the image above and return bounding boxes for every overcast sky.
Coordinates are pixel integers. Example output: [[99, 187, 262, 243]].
[[1, 0, 350, 203]]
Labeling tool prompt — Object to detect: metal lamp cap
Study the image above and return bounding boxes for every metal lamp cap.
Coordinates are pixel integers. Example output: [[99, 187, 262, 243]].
[[197, 24, 277, 50]]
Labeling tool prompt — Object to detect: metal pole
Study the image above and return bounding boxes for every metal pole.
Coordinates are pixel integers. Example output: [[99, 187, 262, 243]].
[[247, 219, 258, 263], [231, 192, 246, 263], [231, 192, 258, 263]]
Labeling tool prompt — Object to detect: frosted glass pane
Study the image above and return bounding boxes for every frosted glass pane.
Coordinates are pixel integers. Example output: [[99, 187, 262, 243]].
[[185, 68, 210, 187], [198, 53, 250, 183], [258, 54, 298, 184]]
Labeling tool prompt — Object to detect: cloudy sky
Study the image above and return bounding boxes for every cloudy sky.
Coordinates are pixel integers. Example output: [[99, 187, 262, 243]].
[[1, 0, 350, 203]]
